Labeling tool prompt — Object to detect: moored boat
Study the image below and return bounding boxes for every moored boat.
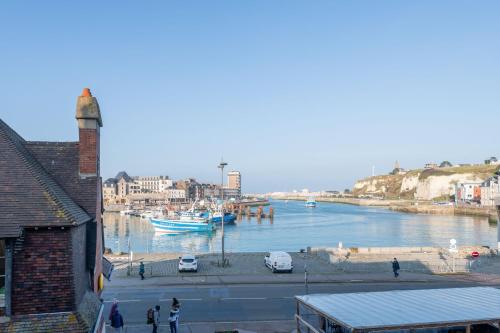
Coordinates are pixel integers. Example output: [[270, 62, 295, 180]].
[[210, 212, 236, 224], [150, 217, 215, 233], [305, 197, 316, 208]]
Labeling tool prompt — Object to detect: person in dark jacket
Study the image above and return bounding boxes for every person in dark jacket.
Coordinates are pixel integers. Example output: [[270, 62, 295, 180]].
[[108, 299, 118, 322], [392, 258, 400, 278], [168, 306, 179, 333], [139, 261, 145, 280], [172, 298, 181, 331], [110, 307, 124, 332], [152, 305, 161, 333]]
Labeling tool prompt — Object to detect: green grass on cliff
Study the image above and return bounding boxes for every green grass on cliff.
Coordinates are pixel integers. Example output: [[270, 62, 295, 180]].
[[353, 165, 499, 199], [419, 164, 499, 180]]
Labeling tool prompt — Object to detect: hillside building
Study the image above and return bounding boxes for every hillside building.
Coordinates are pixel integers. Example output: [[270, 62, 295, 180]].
[[455, 182, 483, 204], [485, 156, 499, 165], [480, 176, 500, 207]]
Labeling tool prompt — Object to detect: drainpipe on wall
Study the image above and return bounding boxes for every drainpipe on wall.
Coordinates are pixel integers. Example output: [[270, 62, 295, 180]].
[[5, 240, 13, 317], [496, 195, 500, 252]]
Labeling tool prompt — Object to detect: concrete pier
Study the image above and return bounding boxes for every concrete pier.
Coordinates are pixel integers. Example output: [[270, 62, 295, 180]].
[[230, 203, 274, 219]]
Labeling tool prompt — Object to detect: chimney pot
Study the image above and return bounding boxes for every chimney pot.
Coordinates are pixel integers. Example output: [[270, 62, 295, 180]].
[[81, 88, 92, 97]]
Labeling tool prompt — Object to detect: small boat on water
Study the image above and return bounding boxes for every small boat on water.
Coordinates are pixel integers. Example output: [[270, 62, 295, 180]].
[[209, 211, 236, 224], [120, 208, 134, 216], [305, 198, 316, 208], [150, 216, 215, 233]]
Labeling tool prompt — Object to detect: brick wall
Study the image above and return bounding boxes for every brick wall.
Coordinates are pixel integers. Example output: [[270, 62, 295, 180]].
[[12, 228, 75, 315], [79, 128, 98, 174]]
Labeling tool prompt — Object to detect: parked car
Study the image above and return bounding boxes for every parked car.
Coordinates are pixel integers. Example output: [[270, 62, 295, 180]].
[[178, 254, 198, 272], [264, 251, 293, 273]]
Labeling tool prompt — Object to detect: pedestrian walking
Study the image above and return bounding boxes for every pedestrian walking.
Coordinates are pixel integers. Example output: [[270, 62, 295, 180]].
[[172, 297, 180, 309], [168, 306, 179, 333], [108, 299, 118, 322], [392, 258, 400, 278], [110, 306, 124, 332], [172, 298, 181, 331], [139, 261, 145, 280], [152, 305, 161, 333]]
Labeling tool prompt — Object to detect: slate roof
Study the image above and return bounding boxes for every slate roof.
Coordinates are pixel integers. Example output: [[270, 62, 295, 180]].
[[0, 119, 91, 237], [25, 141, 99, 219], [115, 171, 133, 182], [104, 177, 117, 185], [0, 312, 90, 332]]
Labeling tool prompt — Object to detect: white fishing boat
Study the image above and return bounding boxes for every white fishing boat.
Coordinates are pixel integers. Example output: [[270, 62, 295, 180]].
[[120, 208, 134, 216], [150, 216, 215, 233], [305, 197, 316, 208]]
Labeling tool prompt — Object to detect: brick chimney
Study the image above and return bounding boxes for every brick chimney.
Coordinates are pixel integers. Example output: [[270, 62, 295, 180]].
[[75, 88, 103, 178]]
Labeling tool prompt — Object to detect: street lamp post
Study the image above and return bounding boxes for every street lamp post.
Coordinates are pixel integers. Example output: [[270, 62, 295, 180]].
[[218, 159, 228, 266]]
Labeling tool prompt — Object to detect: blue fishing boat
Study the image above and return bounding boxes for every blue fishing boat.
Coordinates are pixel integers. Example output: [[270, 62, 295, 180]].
[[210, 212, 236, 224], [180, 207, 236, 224], [150, 217, 215, 233]]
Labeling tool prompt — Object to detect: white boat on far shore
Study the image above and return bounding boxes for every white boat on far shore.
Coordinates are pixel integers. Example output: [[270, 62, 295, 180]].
[[305, 198, 316, 208]]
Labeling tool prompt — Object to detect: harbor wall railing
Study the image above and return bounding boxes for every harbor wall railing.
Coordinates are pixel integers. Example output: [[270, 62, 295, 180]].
[[309, 246, 494, 274]]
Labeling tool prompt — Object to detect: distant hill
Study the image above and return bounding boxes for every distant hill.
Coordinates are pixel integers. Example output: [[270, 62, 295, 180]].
[[353, 165, 499, 200]]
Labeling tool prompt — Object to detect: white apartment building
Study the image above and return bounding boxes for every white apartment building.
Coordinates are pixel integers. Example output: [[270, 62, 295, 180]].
[[135, 175, 173, 193]]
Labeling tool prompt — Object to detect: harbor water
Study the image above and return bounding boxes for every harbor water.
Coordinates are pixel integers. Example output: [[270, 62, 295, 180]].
[[104, 199, 497, 254]]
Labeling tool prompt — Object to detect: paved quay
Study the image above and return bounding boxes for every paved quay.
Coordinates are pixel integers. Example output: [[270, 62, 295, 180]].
[[107, 247, 495, 282], [108, 252, 340, 278]]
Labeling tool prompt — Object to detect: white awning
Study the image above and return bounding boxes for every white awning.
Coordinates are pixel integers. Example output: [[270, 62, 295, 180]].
[[296, 287, 500, 331]]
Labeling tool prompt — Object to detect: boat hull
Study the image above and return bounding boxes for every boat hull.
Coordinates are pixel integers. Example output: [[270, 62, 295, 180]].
[[150, 218, 215, 233], [211, 213, 236, 224]]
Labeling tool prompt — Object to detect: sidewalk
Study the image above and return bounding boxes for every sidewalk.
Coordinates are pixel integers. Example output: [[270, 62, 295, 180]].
[[108, 320, 295, 333], [107, 271, 448, 288]]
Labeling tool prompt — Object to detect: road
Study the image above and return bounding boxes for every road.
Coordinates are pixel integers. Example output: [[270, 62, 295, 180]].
[[103, 280, 485, 324]]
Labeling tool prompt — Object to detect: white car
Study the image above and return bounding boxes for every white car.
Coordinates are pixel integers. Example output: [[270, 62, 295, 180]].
[[265, 251, 293, 273], [178, 254, 198, 272]]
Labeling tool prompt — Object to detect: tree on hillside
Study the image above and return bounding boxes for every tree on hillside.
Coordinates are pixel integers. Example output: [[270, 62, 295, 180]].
[[439, 161, 453, 168]]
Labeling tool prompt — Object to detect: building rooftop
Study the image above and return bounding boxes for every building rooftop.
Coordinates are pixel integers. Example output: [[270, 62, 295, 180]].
[[0, 119, 91, 237], [296, 287, 500, 331]]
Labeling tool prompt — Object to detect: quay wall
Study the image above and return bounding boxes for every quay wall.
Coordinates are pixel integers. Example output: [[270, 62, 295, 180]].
[[271, 196, 498, 221], [310, 246, 495, 274]]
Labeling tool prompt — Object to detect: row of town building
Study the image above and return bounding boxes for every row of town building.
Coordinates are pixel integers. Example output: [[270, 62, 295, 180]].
[[103, 170, 242, 205], [455, 175, 500, 206]]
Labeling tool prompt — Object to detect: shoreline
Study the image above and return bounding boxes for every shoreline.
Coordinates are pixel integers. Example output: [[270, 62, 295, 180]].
[[270, 196, 498, 221]]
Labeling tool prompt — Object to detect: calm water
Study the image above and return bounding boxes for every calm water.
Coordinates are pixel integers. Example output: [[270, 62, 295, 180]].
[[103, 200, 497, 254]]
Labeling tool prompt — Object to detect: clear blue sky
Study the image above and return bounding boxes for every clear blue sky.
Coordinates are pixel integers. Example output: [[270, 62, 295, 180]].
[[1, 1, 499, 193]]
